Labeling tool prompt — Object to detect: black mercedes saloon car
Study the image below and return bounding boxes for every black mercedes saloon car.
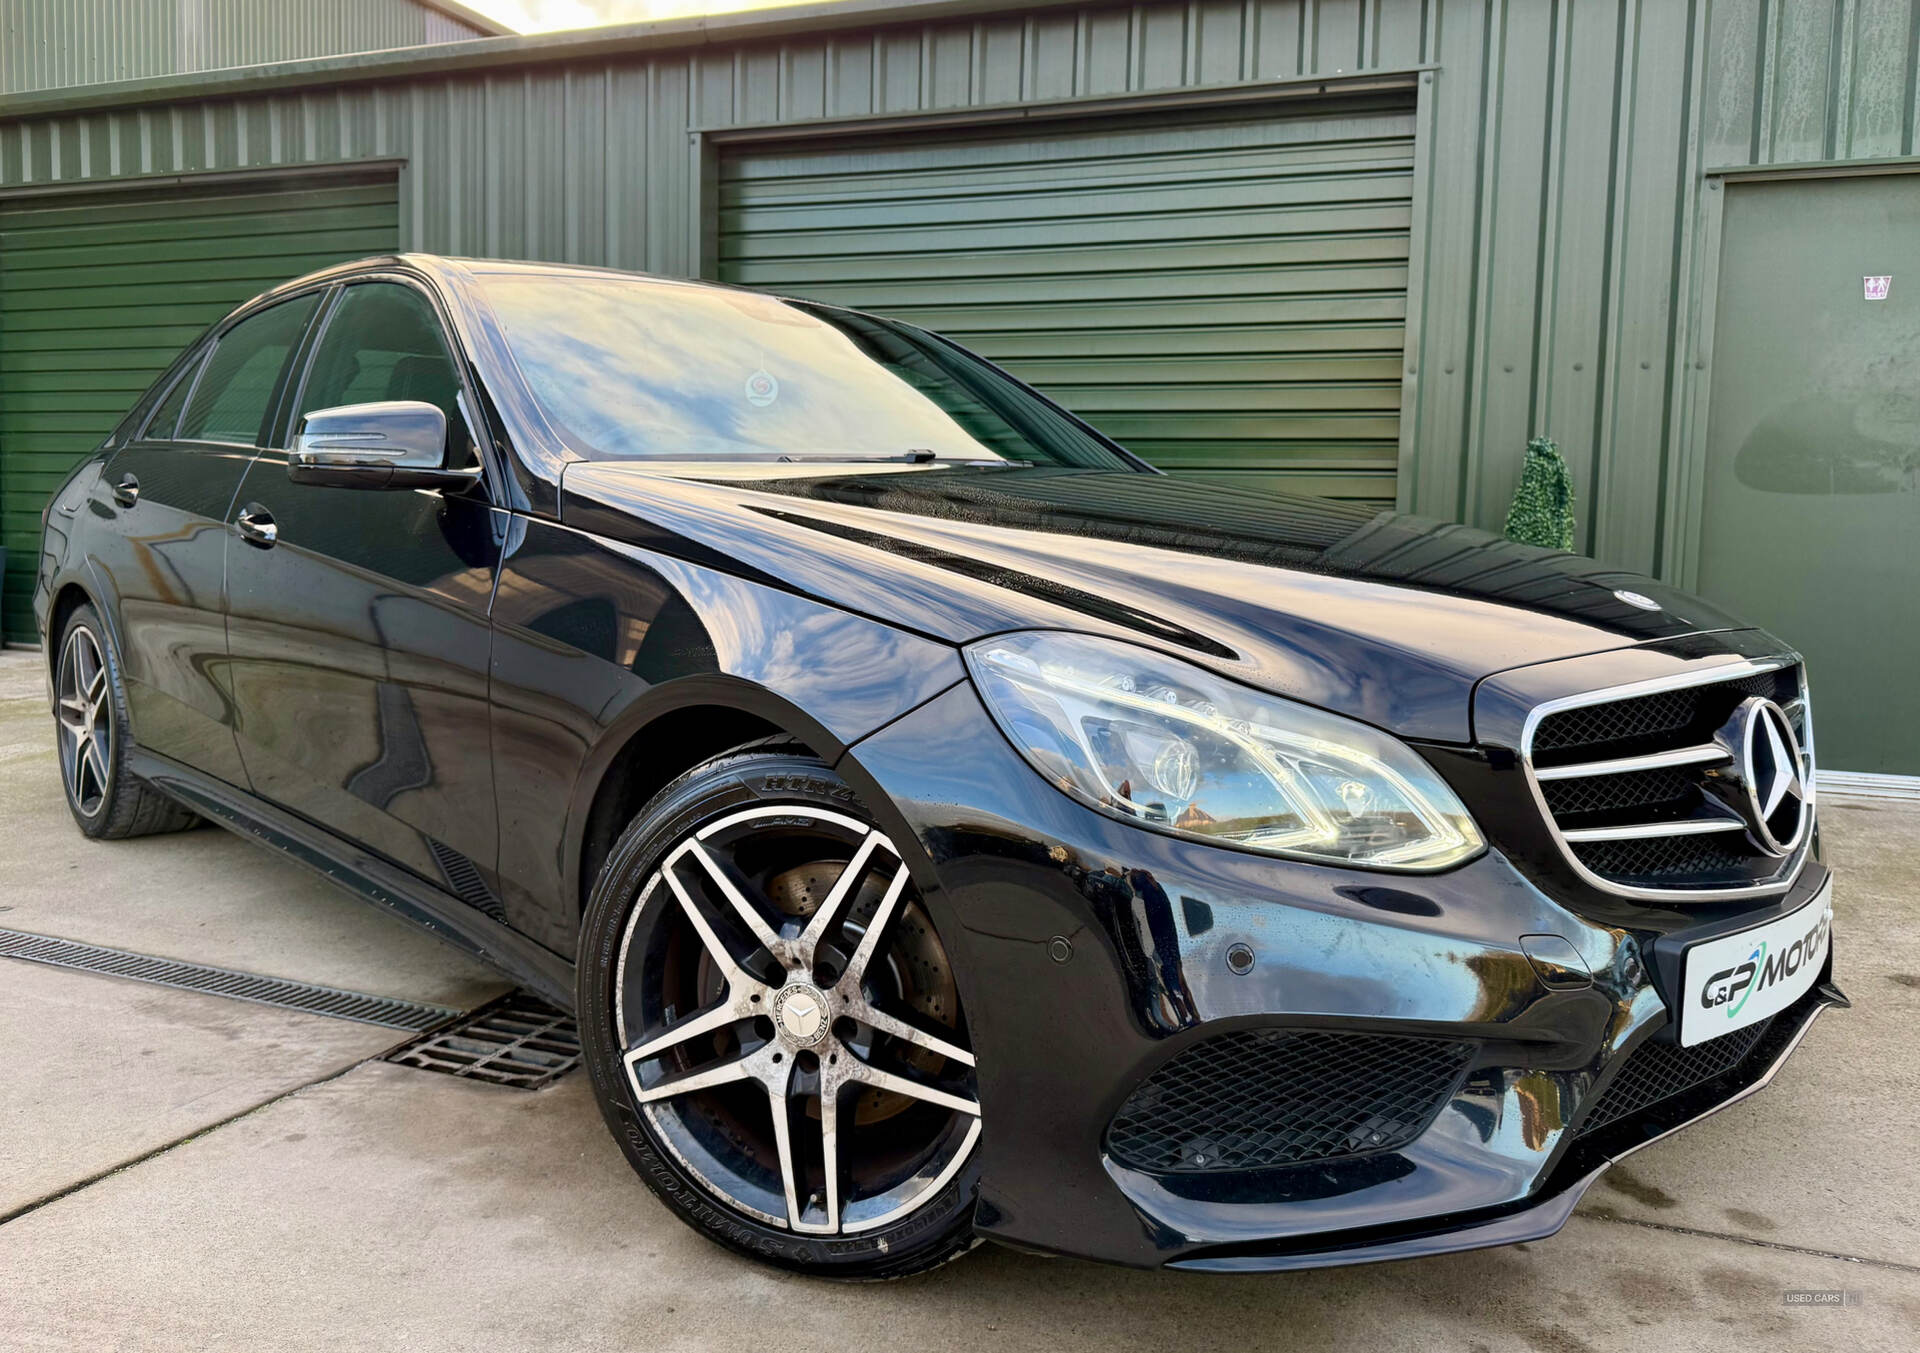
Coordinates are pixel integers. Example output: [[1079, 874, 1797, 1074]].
[[35, 255, 1841, 1278]]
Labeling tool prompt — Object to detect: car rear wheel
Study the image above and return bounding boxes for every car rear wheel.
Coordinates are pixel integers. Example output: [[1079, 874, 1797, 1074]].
[[578, 744, 983, 1278], [53, 604, 199, 839]]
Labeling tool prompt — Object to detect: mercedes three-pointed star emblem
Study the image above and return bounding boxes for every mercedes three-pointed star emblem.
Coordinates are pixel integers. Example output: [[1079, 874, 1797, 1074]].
[[1734, 697, 1811, 857], [773, 983, 828, 1046]]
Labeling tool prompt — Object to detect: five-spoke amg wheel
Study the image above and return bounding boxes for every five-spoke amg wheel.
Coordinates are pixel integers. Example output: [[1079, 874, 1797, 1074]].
[[55, 620, 112, 819], [579, 746, 982, 1278], [52, 604, 198, 839]]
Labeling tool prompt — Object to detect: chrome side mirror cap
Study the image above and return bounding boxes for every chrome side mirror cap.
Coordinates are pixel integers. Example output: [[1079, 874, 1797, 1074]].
[[289, 401, 477, 490]]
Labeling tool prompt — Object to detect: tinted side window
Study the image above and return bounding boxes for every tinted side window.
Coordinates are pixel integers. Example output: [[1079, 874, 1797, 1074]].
[[297, 282, 469, 463], [142, 354, 204, 441], [178, 294, 320, 444]]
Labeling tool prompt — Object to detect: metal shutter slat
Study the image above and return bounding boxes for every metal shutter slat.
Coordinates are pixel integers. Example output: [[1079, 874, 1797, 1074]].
[[717, 102, 1413, 511]]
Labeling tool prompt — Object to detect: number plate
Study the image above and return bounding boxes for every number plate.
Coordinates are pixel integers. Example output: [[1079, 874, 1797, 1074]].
[[1679, 879, 1832, 1047]]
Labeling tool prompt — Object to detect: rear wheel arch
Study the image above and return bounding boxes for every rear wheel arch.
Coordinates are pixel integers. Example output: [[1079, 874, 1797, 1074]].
[[45, 568, 132, 707], [46, 581, 100, 694]]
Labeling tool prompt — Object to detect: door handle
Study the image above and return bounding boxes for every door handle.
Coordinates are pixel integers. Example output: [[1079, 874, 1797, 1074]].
[[111, 473, 140, 507], [235, 503, 278, 549]]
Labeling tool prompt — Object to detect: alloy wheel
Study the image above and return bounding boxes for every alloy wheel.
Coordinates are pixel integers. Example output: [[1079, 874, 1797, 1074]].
[[55, 625, 112, 818], [615, 804, 981, 1235]]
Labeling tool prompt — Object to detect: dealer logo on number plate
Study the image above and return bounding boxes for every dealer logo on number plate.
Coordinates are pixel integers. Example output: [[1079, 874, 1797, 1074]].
[[1681, 879, 1832, 1046]]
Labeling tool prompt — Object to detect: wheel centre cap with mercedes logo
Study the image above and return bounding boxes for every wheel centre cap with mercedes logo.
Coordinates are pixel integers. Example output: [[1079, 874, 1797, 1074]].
[[773, 983, 829, 1047], [1726, 696, 1811, 857]]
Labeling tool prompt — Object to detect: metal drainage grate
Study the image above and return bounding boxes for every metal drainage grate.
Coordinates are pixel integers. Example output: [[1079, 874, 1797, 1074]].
[[0, 927, 460, 1031], [386, 991, 581, 1090]]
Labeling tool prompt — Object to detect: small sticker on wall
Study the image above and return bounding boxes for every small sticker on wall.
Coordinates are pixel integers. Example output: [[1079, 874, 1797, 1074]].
[[1865, 275, 1892, 300]]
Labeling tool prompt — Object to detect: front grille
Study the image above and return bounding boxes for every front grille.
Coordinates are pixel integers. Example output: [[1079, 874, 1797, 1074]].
[[1525, 663, 1809, 895], [1577, 1018, 1773, 1136], [1571, 834, 1757, 881], [1533, 687, 1702, 756], [1541, 765, 1695, 818], [1533, 671, 1791, 762], [1106, 1029, 1473, 1173]]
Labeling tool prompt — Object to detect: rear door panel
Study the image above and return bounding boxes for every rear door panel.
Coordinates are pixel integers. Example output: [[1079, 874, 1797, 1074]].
[[93, 288, 325, 783], [92, 433, 255, 784]]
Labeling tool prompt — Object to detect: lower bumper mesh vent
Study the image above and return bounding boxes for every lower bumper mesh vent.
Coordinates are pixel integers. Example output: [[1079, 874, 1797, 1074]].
[[1577, 1018, 1773, 1136], [1106, 1029, 1473, 1173], [387, 991, 580, 1090]]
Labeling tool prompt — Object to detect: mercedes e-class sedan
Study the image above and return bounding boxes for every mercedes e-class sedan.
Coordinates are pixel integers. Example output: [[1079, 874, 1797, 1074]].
[[36, 256, 1842, 1278]]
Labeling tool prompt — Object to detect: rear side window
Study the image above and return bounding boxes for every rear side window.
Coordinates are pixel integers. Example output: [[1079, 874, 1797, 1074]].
[[178, 294, 320, 445], [142, 356, 203, 441]]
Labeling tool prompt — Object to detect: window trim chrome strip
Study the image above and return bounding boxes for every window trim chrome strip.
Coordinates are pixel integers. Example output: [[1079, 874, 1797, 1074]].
[[1519, 656, 1810, 902], [1533, 743, 1731, 782]]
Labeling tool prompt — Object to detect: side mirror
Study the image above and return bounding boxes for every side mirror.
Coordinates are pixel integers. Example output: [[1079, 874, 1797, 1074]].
[[289, 401, 479, 490]]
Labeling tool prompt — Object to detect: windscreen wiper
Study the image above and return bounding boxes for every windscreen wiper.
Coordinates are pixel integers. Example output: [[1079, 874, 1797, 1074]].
[[774, 450, 1028, 465]]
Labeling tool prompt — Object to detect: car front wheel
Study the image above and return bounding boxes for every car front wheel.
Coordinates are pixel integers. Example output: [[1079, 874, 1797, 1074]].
[[578, 743, 983, 1278]]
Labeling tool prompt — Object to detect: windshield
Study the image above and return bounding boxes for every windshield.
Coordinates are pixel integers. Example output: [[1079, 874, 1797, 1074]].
[[478, 273, 1136, 469]]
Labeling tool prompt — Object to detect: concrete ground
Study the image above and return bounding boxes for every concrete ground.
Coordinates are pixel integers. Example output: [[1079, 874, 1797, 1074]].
[[2, 646, 1916, 1352]]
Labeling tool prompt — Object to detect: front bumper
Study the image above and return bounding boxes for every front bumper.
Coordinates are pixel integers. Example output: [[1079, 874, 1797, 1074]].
[[840, 680, 1842, 1270], [1166, 979, 1838, 1271]]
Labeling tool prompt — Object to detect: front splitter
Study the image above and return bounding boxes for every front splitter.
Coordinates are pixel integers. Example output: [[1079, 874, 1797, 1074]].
[[1167, 987, 1840, 1273]]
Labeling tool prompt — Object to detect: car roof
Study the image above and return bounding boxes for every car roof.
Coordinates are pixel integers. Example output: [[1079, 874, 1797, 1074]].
[[255, 252, 749, 306]]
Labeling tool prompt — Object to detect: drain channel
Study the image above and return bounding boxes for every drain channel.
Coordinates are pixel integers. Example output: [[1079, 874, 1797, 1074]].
[[386, 991, 580, 1089], [0, 927, 461, 1031]]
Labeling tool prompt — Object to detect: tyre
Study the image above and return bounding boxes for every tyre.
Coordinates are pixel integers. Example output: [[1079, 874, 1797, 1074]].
[[52, 604, 200, 839], [578, 744, 983, 1279]]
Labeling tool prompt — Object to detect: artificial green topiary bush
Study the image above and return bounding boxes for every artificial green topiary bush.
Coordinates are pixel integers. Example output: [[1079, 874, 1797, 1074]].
[[1503, 436, 1575, 551]]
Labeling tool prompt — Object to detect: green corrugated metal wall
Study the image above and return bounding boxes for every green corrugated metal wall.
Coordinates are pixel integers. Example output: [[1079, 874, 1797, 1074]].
[[3, 0, 1920, 604], [719, 99, 1413, 506], [0, 174, 399, 636], [0, 0, 493, 95]]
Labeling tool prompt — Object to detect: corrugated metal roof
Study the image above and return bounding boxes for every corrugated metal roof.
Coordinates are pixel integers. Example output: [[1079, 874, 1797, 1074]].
[[0, 0, 508, 97], [0, 0, 1077, 115]]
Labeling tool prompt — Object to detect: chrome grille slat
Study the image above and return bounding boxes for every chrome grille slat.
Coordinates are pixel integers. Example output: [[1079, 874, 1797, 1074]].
[[1533, 743, 1730, 781], [1519, 658, 1812, 901], [1560, 816, 1744, 843]]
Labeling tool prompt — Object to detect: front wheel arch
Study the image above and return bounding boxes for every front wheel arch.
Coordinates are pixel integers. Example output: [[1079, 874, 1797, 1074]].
[[566, 675, 859, 920]]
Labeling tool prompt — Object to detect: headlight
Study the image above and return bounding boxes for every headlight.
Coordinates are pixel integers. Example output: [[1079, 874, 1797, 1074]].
[[966, 631, 1483, 870]]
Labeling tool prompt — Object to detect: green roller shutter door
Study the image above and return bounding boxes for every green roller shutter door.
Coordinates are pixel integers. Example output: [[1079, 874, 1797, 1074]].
[[0, 173, 399, 641], [718, 99, 1413, 507]]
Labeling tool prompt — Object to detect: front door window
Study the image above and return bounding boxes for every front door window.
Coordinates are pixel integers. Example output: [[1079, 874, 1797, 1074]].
[[296, 282, 473, 466]]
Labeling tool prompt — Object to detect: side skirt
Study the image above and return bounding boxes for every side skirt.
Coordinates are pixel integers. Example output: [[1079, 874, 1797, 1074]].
[[127, 747, 576, 1010]]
